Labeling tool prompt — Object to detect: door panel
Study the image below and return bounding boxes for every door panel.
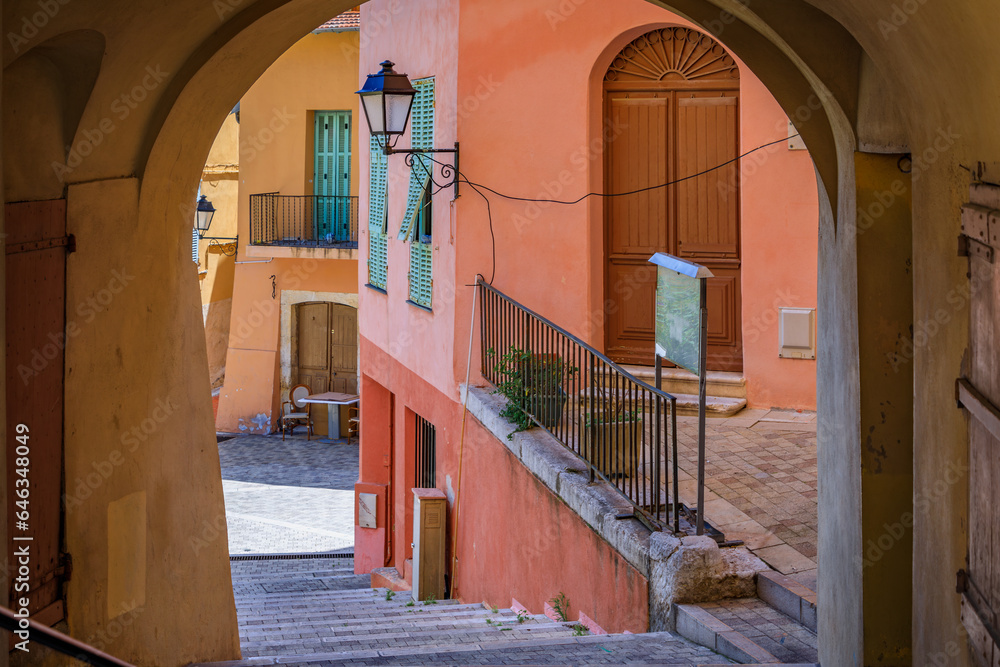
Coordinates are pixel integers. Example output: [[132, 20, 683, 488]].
[[330, 304, 358, 394], [296, 302, 331, 393], [605, 93, 670, 364], [5, 200, 67, 625]]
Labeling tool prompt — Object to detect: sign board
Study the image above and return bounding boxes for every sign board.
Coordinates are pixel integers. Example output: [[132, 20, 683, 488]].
[[649, 253, 713, 375], [358, 492, 377, 529]]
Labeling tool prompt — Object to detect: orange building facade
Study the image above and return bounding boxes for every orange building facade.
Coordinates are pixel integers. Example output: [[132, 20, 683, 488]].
[[216, 17, 363, 436], [354, 0, 819, 629]]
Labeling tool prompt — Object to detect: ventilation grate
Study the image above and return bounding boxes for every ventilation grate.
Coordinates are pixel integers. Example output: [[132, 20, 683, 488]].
[[230, 552, 354, 562]]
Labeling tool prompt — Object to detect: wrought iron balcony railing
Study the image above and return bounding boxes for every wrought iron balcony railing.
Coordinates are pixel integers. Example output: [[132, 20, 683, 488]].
[[478, 278, 682, 532], [250, 193, 358, 248]]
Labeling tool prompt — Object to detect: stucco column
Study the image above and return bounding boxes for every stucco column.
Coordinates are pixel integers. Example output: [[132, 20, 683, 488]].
[[62, 178, 239, 665], [855, 152, 914, 664]]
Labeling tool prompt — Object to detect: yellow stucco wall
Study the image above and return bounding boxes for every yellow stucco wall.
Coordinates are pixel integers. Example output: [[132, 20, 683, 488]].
[[200, 113, 240, 387]]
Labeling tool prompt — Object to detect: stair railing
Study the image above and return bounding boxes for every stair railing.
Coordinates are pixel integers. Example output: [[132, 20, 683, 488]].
[[478, 278, 681, 532], [0, 605, 135, 666]]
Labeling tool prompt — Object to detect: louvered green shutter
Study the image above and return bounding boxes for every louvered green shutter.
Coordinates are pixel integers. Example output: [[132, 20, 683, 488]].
[[398, 78, 436, 241], [368, 135, 388, 289], [409, 242, 433, 307], [315, 111, 352, 241]]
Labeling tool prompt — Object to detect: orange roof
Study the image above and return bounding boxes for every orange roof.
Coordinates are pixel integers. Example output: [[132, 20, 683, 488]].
[[315, 9, 360, 32]]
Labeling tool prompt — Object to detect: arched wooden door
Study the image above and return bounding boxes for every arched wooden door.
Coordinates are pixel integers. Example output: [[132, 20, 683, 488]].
[[603, 28, 743, 371], [295, 302, 358, 394]]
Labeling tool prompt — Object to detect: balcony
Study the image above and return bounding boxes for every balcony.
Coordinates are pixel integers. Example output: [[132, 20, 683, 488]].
[[249, 193, 359, 254]]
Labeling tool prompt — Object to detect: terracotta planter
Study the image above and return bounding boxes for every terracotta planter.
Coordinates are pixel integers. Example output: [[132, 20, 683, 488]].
[[582, 416, 641, 478]]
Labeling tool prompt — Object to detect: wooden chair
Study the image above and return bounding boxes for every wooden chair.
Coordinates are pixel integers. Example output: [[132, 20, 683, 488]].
[[281, 384, 313, 441], [346, 405, 360, 445]]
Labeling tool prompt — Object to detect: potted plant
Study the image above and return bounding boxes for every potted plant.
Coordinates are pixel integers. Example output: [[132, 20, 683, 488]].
[[582, 403, 642, 478], [487, 346, 577, 438]]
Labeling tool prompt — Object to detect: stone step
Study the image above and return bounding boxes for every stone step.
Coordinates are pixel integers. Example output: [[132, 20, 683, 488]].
[[239, 623, 579, 657], [192, 630, 784, 667], [237, 606, 521, 631], [576, 386, 747, 417], [232, 591, 464, 608], [756, 570, 817, 632], [619, 365, 747, 399], [675, 596, 818, 664]]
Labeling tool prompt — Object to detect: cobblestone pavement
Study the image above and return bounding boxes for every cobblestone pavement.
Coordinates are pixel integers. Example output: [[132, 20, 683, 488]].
[[219, 434, 358, 554], [676, 410, 818, 583]]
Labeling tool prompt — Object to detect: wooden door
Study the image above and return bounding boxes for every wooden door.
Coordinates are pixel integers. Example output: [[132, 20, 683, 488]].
[[958, 185, 1000, 660], [295, 302, 358, 394], [329, 304, 358, 394], [5, 200, 70, 628], [296, 302, 331, 393], [603, 28, 742, 371]]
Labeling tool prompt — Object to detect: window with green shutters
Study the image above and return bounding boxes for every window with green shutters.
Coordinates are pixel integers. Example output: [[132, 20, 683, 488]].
[[405, 77, 435, 308], [368, 135, 388, 290]]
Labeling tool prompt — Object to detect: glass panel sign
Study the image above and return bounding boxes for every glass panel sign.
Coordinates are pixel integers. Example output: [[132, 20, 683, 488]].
[[650, 253, 711, 376]]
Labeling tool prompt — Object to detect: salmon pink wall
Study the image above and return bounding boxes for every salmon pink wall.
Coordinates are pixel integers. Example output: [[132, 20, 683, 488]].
[[357, 0, 462, 405], [449, 0, 818, 410], [457, 417, 649, 633], [358, 336, 648, 632]]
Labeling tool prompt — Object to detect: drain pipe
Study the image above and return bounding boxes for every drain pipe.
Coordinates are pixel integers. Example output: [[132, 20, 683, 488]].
[[234, 257, 274, 265], [450, 276, 481, 600]]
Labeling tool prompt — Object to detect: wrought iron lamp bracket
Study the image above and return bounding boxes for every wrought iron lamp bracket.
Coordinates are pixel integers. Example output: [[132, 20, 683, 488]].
[[202, 236, 239, 256], [385, 143, 461, 199]]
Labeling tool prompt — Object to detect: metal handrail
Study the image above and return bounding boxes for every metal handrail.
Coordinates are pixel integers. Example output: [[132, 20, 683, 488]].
[[250, 193, 359, 248], [0, 606, 135, 666], [478, 278, 681, 531]]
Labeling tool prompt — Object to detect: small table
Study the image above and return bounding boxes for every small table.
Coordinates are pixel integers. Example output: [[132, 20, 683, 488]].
[[301, 392, 359, 443]]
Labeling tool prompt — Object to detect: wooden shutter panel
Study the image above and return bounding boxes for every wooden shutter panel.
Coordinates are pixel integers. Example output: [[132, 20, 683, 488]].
[[409, 241, 433, 307], [399, 78, 435, 241], [368, 135, 389, 289]]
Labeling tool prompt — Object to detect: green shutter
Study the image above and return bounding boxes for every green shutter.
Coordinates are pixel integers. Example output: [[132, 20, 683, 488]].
[[368, 135, 388, 289], [315, 111, 352, 241], [398, 78, 435, 241], [409, 241, 433, 308]]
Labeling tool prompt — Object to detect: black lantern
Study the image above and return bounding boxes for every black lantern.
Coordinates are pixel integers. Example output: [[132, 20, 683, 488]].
[[195, 195, 216, 237], [356, 60, 417, 151], [356, 60, 460, 198]]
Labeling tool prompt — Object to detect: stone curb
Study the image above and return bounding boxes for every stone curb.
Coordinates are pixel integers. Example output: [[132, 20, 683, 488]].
[[675, 603, 779, 664], [757, 570, 818, 632]]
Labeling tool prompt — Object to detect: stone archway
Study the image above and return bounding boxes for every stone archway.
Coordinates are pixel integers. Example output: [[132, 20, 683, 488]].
[[12, 0, 981, 665]]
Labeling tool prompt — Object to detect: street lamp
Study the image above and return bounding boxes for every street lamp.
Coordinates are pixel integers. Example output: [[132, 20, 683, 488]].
[[357, 60, 460, 197], [194, 194, 237, 255], [195, 195, 216, 238]]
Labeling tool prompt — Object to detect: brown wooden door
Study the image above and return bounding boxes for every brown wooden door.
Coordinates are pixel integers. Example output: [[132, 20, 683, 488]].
[[603, 27, 743, 371], [295, 302, 358, 394], [296, 302, 331, 393], [5, 200, 69, 627]]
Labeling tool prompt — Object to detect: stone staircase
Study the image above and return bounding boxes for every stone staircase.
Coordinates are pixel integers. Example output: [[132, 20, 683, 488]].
[[189, 555, 821, 666], [620, 366, 748, 417], [674, 570, 818, 664]]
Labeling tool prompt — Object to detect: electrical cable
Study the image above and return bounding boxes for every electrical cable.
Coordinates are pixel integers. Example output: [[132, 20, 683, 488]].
[[417, 134, 798, 286]]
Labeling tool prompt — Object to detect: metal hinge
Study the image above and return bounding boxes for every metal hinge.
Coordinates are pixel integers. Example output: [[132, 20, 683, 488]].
[[5, 234, 76, 256]]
